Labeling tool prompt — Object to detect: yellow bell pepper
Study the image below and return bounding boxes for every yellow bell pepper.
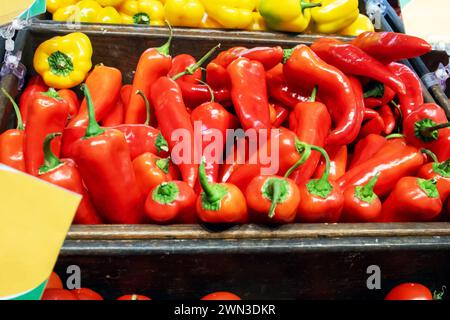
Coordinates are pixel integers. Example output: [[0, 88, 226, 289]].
[[164, 0, 205, 28], [94, 0, 125, 7], [119, 0, 165, 26], [96, 7, 123, 24], [202, 0, 256, 29], [258, 0, 321, 33], [47, 0, 77, 14], [200, 15, 223, 29], [311, 0, 359, 34], [33, 32, 93, 89], [247, 11, 267, 31], [339, 13, 374, 36], [53, 0, 102, 23]]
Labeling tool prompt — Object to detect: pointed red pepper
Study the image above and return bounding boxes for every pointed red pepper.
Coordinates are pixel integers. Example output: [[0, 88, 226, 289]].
[[418, 150, 450, 203], [313, 145, 347, 182], [58, 89, 80, 120], [71, 85, 144, 224], [363, 83, 396, 109], [380, 177, 442, 222], [24, 88, 70, 176], [38, 133, 102, 224], [0, 88, 25, 171], [19, 75, 48, 126]]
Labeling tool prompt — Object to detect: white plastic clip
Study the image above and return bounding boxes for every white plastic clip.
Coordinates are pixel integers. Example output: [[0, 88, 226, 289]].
[[366, 0, 387, 29]]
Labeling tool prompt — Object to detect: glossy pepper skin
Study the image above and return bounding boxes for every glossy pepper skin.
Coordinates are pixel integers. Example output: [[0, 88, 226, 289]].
[[258, 0, 321, 33], [33, 32, 93, 89], [266, 64, 309, 109], [288, 87, 331, 185], [197, 160, 248, 224], [69, 65, 122, 127], [168, 54, 230, 108], [133, 152, 180, 197], [352, 31, 432, 64], [296, 144, 344, 223], [380, 177, 442, 222], [58, 89, 80, 120], [359, 108, 385, 139], [283, 45, 362, 146], [387, 62, 423, 117], [19, 76, 48, 126], [54, 1, 123, 24], [125, 33, 172, 124], [246, 175, 301, 224], [341, 174, 381, 222], [119, 0, 165, 26], [339, 13, 374, 37], [313, 145, 347, 182], [202, 0, 256, 29], [71, 85, 144, 224], [348, 134, 399, 169], [47, 0, 77, 14], [228, 57, 271, 131], [38, 133, 102, 224], [0, 89, 25, 171], [403, 103, 450, 161], [24, 89, 70, 176], [417, 155, 450, 203], [145, 181, 197, 224], [311, 39, 406, 96], [164, 0, 205, 27], [310, 0, 359, 34], [151, 77, 198, 188], [364, 83, 396, 109], [338, 141, 425, 197]]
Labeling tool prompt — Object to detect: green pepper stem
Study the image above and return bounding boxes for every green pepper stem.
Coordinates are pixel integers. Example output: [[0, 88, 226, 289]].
[[172, 44, 221, 81], [82, 84, 105, 139], [197, 79, 215, 103], [38, 133, 63, 175], [199, 158, 221, 202], [282, 48, 294, 64], [309, 86, 318, 102], [421, 149, 439, 163], [421, 122, 450, 136], [285, 141, 312, 178], [312, 145, 331, 184], [385, 133, 404, 140], [268, 180, 282, 219], [363, 83, 384, 99], [136, 90, 151, 126], [359, 173, 380, 198], [156, 22, 173, 56], [1, 87, 24, 131], [41, 88, 62, 100], [300, 1, 322, 11]]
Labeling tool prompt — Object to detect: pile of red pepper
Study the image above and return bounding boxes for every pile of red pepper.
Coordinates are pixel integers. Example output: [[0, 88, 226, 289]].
[[1, 31, 449, 225]]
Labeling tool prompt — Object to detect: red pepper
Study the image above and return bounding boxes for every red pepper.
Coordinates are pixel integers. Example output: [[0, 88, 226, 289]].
[[168, 54, 230, 108], [283, 45, 362, 146], [341, 174, 382, 222], [239, 46, 284, 70], [311, 39, 406, 95], [133, 152, 179, 197], [144, 181, 197, 224], [71, 85, 144, 224], [363, 83, 396, 109], [24, 89, 70, 176], [380, 177, 442, 222], [313, 145, 347, 181], [266, 64, 309, 109], [196, 160, 248, 224], [418, 151, 450, 203], [271, 102, 289, 128], [69, 65, 122, 127], [19, 75, 48, 126], [101, 96, 124, 127], [296, 144, 344, 223], [190, 88, 239, 188], [352, 31, 432, 64], [150, 46, 220, 188], [358, 108, 385, 139], [58, 89, 79, 120], [338, 143, 425, 197], [379, 105, 396, 135], [387, 62, 424, 117], [61, 91, 169, 160], [38, 133, 102, 224], [288, 87, 332, 185], [349, 134, 389, 169], [125, 33, 172, 124], [403, 103, 450, 160], [227, 57, 271, 131], [0, 89, 25, 171]]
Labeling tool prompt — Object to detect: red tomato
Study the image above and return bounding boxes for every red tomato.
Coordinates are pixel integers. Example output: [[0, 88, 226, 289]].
[[41, 289, 78, 300], [385, 283, 433, 300], [45, 272, 63, 290], [72, 288, 104, 300], [117, 294, 151, 300], [201, 292, 241, 300]]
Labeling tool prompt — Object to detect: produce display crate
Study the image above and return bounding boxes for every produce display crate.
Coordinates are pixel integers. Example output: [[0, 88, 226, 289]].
[[1, 22, 450, 299]]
